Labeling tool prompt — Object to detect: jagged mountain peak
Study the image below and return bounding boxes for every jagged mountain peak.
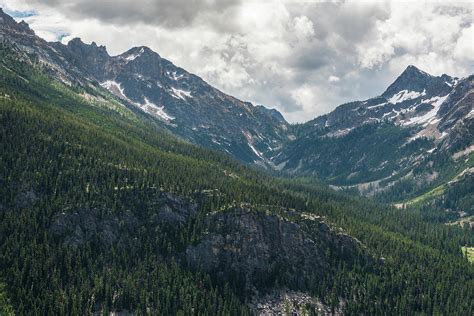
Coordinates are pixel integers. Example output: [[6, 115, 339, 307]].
[[404, 64, 432, 76], [396, 65, 436, 83], [67, 37, 109, 57], [16, 20, 32, 33], [125, 46, 154, 54], [118, 46, 160, 62], [0, 8, 34, 35], [383, 65, 432, 97], [255, 105, 287, 124], [382, 65, 451, 99]]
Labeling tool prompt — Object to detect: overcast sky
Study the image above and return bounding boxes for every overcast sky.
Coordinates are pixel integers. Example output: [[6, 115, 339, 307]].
[[1, 0, 473, 122]]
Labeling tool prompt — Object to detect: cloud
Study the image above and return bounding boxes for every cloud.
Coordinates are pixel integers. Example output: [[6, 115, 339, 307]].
[[23, 0, 243, 29], [453, 25, 474, 61], [1, 0, 473, 123], [355, 1, 473, 74], [293, 15, 315, 40]]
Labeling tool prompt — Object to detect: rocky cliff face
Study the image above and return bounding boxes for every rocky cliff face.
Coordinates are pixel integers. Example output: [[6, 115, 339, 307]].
[[437, 76, 474, 150], [186, 207, 364, 294], [250, 290, 343, 315], [49, 192, 367, 300], [49, 191, 198, 248]]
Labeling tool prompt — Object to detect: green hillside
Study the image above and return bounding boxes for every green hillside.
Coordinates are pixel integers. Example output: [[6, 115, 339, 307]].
[[1, 47, 473, 315]]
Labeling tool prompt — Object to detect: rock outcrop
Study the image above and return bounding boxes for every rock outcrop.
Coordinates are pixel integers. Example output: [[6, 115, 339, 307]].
[[186, 207, 363, 293]]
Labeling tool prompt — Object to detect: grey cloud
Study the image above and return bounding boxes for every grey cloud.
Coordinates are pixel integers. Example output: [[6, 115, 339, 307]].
[[287, 45, 332, 72], [287, 1, 389, 42], [32, 0, 242, 28]]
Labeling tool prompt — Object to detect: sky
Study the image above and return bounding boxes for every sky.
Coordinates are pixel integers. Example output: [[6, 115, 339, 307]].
[[1, 0, 473, 123]]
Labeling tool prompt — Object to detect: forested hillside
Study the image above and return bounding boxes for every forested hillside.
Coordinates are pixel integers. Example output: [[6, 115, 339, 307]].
[[1, 40, 474, 315]]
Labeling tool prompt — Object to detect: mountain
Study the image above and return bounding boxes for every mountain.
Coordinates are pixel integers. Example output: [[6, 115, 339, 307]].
[[59, 38, 294, 164], [272, 65, 473, 214], [1, 8, 472, 213], [0, 9, 291, 165], [300, 65, 456, 138], [1, 9, 474, 315]]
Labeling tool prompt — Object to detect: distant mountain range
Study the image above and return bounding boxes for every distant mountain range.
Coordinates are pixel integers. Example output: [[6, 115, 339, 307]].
[[1, 8, 472, 208]]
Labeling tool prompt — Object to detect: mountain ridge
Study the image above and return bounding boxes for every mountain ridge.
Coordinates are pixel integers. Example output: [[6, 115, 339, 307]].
[[0, 10, 291, 165], [1, 9, 472, 209]]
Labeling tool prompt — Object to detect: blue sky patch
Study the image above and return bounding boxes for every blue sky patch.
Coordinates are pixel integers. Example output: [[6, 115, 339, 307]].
[[5, 9, 37, 19]]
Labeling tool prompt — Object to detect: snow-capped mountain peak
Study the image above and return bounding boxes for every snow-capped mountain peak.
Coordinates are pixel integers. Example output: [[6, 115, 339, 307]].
[[382, 65, 452, 100]]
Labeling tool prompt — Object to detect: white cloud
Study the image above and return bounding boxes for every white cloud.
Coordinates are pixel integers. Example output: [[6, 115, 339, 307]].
[[453, 25, 474, 61], [355, 1, 473, 76], [293, 15, 315, 41]]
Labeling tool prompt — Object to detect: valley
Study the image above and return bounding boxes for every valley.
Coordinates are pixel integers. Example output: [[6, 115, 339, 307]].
[[0, 8, 473, 315]]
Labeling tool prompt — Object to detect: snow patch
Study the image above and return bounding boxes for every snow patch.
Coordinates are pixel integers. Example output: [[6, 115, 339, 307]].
[[101, 81, 174, 122], [326, 128, 353, 138], [468, 108, 474, 118], [170, 87, 192, 100], [445, 77, 459, 87], [382, 111, 395, 118], [387, 89, 426, 104], [123, 48, 144, 62], [168, 71, 185, 80], [101, 80, 127, 99], [402, 95, 448, 126], [125, 54, 139, 61], [242, 130, 264, 160], [139, 97, 174, 121], [367, 102, 388, 109], [362, 117, 380, 124], [248, 142, 263, 160]]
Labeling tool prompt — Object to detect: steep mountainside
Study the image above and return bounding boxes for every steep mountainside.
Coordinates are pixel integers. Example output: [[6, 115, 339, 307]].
[[0, 8, 291, 164], [57, 38, 292, 164], [301, 65, 456, 138], [273, 66, 473, 211], [0, 39, 366, 314]]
